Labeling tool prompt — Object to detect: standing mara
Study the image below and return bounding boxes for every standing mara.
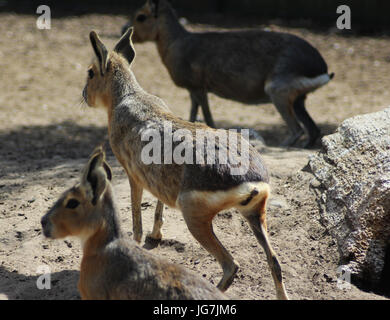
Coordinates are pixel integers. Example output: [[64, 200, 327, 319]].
[[82, 27, 289, 299], [125, 0, 333, 148]]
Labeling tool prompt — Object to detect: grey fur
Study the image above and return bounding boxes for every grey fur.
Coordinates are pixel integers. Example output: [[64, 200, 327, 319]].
[[127, 0, 333, 147]]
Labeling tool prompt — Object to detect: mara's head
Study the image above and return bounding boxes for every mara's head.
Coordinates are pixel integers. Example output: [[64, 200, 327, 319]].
[[41, 147, 112, 240], [125, 0, 171, 43], [82, 27, 136, 109]]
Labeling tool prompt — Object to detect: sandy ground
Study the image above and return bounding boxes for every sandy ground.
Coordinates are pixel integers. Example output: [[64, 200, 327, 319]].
[[0, 13, 389, 300]]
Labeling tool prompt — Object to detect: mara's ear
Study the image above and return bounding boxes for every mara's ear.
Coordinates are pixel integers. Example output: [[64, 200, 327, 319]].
[[103, 161, 112, 181], [113, 27, 136, 65], [89, 31, 109, 76], [148, 0, 160, 17], [82, 148, 110, 205]]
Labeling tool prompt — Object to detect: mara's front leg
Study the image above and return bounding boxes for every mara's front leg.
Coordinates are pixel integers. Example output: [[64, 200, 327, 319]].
[[190, 89, 215, 128], [129, 177, 143, 243]]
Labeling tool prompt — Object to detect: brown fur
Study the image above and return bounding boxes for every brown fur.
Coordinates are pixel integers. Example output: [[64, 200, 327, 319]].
[[41, 147, 227, 300], [82, 28, 288, 299]]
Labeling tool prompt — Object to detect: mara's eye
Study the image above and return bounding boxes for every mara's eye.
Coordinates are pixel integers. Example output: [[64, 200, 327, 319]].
[[136, 14, 147, 23], [65, 199, 80, 209], [88, 69, 94, 79]]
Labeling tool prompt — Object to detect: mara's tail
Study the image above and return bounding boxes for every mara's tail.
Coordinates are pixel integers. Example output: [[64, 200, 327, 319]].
[[292, 72, 334, 94]]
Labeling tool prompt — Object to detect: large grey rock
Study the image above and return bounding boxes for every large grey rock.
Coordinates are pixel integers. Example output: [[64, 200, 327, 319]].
[[309, 107, 390, 290]]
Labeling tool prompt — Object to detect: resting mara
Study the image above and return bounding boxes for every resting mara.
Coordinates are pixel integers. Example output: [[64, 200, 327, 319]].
[[41, 147, 227, 300]]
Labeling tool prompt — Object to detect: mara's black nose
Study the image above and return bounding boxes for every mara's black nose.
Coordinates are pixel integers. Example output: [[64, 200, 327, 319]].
[[41, 216, 48, 228], [41, 216, 52, 238], [41, 215, 51, 238]]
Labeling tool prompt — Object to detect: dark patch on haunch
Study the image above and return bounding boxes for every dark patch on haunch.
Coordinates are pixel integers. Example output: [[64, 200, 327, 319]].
[[279, 33, 329, 78], [240, 188, 259, 206], [182, 142, 269, 192]]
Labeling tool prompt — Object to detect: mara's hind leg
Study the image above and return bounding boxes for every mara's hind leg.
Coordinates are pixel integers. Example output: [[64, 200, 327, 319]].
[[269, 93, 304, 147], [241, 199, 289, 300], [185, 216, 238, 291], [293, 94, 320, 148], [146, 200, 164, 243], [179, 202, 238, 291]]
